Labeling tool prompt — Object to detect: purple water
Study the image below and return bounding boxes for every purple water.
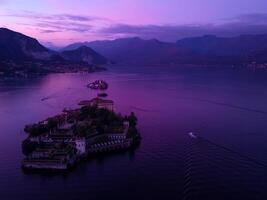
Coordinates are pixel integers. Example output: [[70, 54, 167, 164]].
[[0, 66, 267, 200]]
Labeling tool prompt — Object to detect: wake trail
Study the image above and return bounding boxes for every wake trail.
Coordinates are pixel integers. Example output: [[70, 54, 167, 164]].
[[130, 106, 158, 113], [177, 96, 267, 115], [188, 132, 267, 168]]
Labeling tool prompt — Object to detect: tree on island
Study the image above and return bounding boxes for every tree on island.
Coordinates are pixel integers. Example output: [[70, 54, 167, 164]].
[[47, 117, 58, 131], [73, 121, 95, 137], [80, 105, 97, 120], [22, 140, 39, 156], [127, 112, 137, 127], [24, 124, 48, 136]]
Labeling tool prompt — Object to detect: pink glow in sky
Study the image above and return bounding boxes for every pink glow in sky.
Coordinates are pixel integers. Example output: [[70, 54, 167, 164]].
[[1, 0, 267, 46]]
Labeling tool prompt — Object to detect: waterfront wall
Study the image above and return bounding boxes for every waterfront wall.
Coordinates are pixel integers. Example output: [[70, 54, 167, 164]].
[[22, 160, 69, 170], [87, 138, 133, 153]]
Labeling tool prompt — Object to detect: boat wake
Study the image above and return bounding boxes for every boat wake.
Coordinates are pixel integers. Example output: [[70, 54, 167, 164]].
[[130, 106, 157, 113], [177, 96, 267, 115], [187, 132, 267, 167], [188, 132, 198, 139], [184, 132, 267, 199]]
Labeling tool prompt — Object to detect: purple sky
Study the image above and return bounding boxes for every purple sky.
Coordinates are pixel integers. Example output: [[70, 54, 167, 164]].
[[1, 0, 267, 46]]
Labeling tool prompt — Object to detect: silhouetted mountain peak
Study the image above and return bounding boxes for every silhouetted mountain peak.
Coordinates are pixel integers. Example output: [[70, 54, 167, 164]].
[[62, 37, 193, 65], [61, 45, 108, 65], [176, 34, 267, 56], [75, 45, 95, 52], [0, 27, 52, 61]]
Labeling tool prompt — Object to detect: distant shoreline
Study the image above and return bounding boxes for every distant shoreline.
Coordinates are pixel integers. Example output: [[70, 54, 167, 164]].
[[0, 64, 107, 79]]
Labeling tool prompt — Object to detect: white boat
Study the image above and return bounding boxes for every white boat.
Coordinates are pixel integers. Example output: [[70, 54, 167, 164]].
[[188, 132, 198, 139]]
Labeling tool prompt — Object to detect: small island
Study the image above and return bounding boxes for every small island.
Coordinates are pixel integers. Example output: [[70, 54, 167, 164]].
[[22, 97, 140, 171], [87, 80, 108, 90]]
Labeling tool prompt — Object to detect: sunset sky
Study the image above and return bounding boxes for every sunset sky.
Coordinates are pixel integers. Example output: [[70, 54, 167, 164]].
[[1, 0, 267, 46]]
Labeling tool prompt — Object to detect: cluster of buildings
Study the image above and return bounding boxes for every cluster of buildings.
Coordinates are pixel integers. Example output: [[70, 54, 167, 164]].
[[22, 97, 137, 171], [247, 62, 267, 71], [78, 97, 114, 111]]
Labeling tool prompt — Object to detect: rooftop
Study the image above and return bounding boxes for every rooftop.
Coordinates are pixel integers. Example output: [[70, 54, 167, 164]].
[[79, 97, 114, 106]]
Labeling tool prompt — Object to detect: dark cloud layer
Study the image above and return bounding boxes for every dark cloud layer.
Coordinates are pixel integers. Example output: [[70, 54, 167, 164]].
[[3, 10, 267, 43], [227, 13, 267, 24], [99, 13, 267, 42]]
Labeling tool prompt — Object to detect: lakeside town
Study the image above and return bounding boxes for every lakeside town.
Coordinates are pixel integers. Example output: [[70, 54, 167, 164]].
[[0, 60, 106, 79], [21, 80, 140, 171]]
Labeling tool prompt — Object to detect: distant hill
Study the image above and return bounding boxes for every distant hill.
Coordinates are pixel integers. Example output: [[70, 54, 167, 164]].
[[0, 28, 108, 66], [62, 34, 267, 66], [0, 28, 53, 61], [0, 28, 108, 76], [176, 34, 267, 56], [62, 42, 89, 52], [247, 49, 267, 63], [61, 46, 108, 65], [63, 37, 194, 65]]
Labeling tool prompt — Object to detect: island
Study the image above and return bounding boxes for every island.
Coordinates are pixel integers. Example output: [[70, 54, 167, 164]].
[[21, 97, 140, 171], [87, 80, 108, 90]]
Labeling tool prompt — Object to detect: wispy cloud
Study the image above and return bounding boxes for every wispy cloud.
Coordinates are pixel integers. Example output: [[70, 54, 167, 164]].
[[35, 20, 92, 33], [1, 10, 104, 33], [40, 29, 62, 34], [225, 13, 267, 24], [3, 10, 267, 45], [2, 10, 102, 22]]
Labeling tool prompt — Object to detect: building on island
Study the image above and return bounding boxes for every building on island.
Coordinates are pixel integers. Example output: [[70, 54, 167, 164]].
[[23, 120, 132, 170], [79, 97, 114, 111], [22, 146, 77, 170]]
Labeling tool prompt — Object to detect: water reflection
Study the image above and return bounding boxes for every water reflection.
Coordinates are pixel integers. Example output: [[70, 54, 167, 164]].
[[1, 67, 267, 199]]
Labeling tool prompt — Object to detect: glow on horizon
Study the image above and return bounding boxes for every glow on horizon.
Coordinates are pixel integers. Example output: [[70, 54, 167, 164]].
[[1, 0, 267, 46]]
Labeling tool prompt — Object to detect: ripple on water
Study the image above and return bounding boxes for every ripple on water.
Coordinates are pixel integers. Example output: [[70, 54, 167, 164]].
[[183, 136, 267, 200]]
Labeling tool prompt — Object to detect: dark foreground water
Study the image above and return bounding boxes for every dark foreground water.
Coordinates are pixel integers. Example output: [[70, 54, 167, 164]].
[[0, 66, 267, 200]]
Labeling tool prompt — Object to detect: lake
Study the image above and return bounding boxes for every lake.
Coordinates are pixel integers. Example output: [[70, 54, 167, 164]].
[[0, 66, 267, 200]]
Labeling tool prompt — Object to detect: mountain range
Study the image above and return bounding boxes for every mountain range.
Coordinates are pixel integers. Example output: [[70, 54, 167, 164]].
[[176, 34, 267, 56], [0, 28, 52, 61], [61, 46, 107, 65], [63, 34, 267, 65], [1, 27, 267, 74], [0, 28, 108, 66], [63, 38, 195, 65]]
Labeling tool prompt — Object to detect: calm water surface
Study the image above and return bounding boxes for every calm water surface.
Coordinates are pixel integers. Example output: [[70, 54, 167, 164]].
[[0, 66, 267, 200]]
